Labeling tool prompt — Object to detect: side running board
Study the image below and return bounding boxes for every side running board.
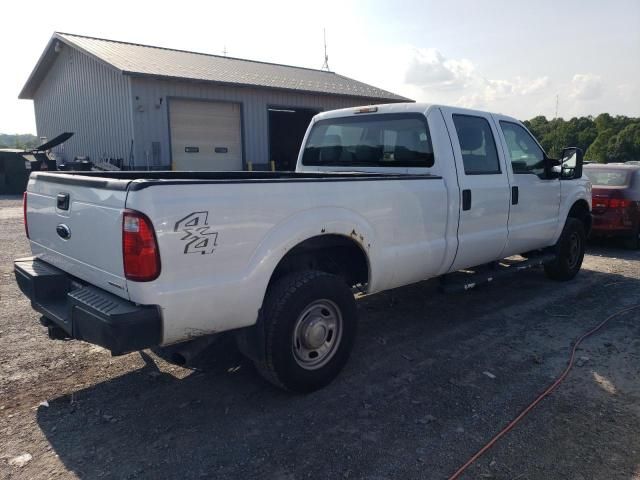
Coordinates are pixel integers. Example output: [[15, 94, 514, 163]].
[[439, 253, 557, 294]]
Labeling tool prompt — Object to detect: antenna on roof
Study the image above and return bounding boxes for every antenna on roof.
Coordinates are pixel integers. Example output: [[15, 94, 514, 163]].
[[223, 45, 228, 57], [321, 28, 330, 71]]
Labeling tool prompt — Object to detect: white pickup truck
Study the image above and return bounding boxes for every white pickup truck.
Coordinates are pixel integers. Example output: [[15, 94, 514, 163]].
[[15, 103, 592, 392]]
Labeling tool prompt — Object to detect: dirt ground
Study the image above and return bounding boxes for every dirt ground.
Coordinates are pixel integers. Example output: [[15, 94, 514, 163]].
[[1, 195, 639, 480]]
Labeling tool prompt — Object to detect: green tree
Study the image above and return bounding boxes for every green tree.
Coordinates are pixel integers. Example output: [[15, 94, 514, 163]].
[[607, 122, 640, 162], [585, 128, 615, 163], [0, 133, 40, 150], [524, 116, 550, 138], [524, 114, 638, 163], [594, 113, 615, 132]]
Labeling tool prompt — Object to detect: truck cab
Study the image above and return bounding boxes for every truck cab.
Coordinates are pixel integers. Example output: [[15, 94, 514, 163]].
[[298, 103, 591, 272]]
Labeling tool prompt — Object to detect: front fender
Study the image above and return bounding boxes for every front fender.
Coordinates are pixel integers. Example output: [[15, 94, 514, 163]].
[[553, 179, 592, 242]]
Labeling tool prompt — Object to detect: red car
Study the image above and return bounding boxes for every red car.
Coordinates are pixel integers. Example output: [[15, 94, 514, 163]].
[[584, 163, 640, 248]]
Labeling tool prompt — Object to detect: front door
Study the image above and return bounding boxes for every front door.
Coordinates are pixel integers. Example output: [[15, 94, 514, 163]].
[[441, 108, 511, 271], [493, 117, 560, 256]]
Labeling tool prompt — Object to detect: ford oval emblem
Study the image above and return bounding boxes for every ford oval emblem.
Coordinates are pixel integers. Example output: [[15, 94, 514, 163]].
[[56, 224, 71, 240]]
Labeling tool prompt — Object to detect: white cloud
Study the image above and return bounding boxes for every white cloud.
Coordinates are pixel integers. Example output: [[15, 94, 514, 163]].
[[403, 48, 550, 110], [519, 76, 551, 95], [569, 73, 604, 101], [404, 48, 474, 90]]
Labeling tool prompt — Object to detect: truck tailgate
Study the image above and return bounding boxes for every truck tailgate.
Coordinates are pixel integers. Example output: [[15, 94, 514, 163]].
[[25, 174, 132, 297]]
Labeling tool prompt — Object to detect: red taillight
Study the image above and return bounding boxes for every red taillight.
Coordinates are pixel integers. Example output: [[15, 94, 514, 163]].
[[608, 198, 631, 209], [23, 191, 29, 238], [122, 210, 160, 281], [593, 197, 632, 209]]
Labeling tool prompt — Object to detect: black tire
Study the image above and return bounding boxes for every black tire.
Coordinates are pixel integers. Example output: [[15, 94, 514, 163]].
[[622, 224, 640, 250], [254, 270, 357, 393], [544, 218, 586, 281]]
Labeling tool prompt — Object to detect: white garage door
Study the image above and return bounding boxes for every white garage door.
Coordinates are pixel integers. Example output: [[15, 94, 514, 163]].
[[170, 99, 243, 171]]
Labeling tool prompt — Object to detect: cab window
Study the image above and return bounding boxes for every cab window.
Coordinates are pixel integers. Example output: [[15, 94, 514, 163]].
[[499, 121, 545, 176], [452, 115, 501, 175], [302, 113, 434, 167]]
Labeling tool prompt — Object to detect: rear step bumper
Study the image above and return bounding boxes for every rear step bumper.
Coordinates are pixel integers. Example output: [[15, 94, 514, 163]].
[[14, 257, 162, 355]]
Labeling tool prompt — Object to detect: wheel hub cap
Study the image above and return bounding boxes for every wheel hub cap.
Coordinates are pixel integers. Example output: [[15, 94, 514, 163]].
[[302, 318, 328, 349], [292, 299, 343, 370]]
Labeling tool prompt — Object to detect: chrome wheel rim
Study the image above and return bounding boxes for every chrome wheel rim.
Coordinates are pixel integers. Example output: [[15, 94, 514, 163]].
[[292, 299, 343, 370], [567, 232, 581, 269]]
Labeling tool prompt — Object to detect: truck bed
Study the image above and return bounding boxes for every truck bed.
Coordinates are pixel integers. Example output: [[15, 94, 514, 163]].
[[26, 168, 450, 344]]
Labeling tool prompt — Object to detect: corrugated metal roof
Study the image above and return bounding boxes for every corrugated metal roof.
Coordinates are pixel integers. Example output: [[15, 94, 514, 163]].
[[20, 32, 411, 102]]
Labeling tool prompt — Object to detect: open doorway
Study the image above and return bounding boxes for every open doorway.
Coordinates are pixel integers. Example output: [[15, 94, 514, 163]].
[[268, 107, 319, 170]]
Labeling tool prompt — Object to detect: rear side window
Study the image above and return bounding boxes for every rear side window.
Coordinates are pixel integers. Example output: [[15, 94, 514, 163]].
[[452, 114, 500, 175], [584, 169, 631, 186], [302, 113, 434, 167], [499, 121, 545, 176]]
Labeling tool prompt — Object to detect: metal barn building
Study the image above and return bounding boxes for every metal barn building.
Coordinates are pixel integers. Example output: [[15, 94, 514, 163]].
[[20, 32, 409, 170]]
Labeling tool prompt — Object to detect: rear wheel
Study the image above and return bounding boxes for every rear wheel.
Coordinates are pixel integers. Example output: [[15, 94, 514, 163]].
[[544, 218, 586, 281], [254, 270, 357, 393]]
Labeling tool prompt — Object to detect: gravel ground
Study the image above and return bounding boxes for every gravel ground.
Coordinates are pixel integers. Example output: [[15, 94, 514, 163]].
[[0, 195, 639, 480]]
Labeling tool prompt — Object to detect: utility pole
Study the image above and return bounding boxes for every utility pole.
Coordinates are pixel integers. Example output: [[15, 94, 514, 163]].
[[321, 29, 330, 71], [554, 94, 559, 119]]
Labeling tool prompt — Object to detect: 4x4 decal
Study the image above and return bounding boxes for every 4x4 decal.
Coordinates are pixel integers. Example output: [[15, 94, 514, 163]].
[[174, 211, 218, 255]]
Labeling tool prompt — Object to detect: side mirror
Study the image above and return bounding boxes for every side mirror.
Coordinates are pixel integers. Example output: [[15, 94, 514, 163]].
[[560, 147, 583, 179]]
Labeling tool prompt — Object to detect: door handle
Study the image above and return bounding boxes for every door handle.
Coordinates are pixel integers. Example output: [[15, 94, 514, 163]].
[[462, 189, 472, 211], [512, 186, 519, 205]]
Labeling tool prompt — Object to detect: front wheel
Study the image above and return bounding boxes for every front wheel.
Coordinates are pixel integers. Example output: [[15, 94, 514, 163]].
[[254, 270, 357, 393], [622, 223, 640, 250], [544, 218, 586, 281]]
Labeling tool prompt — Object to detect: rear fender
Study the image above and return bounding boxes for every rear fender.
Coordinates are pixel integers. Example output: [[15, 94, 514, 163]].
[[245, 207, 377, 311]]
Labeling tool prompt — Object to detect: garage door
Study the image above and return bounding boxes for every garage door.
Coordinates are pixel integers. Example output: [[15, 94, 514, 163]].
[[170, 99, 243, 171]]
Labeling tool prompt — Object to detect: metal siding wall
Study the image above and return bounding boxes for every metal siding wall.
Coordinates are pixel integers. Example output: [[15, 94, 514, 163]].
[[130, 77, 378, 168], [32, 46, 132, 162]]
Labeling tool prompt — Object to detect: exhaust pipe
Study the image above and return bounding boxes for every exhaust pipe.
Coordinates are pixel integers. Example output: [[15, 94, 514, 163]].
[[171, 334, 219, 366]]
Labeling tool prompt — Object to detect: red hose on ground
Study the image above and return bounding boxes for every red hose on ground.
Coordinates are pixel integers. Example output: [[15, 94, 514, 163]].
[[448, 303, 640, 480]]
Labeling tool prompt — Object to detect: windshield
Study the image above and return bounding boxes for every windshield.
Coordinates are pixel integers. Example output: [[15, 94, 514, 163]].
[[302, 113, 434, 168], [584, 169, 631, 186]]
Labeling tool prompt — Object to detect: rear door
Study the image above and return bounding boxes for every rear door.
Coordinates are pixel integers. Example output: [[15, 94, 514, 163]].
[[493, 117, 560, 255], [441, 108, 511, 271], [26, 174, 130, 297]]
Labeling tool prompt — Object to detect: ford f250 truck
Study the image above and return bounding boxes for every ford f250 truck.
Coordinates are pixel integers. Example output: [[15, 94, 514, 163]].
[[15, 103, 592, 392]]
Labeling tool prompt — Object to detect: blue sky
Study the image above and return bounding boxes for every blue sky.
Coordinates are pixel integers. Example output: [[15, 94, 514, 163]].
[[1, 0, 638, 133]]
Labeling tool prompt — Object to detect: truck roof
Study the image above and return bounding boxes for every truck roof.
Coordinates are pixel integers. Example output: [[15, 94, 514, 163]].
[[313, 102, 521, 124]]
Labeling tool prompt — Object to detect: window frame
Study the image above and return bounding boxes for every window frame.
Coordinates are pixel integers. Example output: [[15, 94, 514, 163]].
[[499, 120, 547, 176], [452, 114, 502, 176], [301, 113, 435, 168]]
